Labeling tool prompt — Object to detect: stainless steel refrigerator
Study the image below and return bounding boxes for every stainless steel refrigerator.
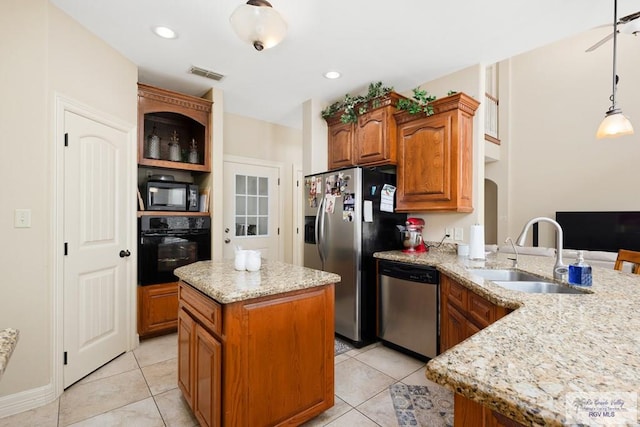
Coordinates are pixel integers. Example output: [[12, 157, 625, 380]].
[[303, 167, 406, 346]]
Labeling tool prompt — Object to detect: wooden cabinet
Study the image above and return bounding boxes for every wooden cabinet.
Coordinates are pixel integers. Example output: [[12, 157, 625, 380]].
[[326, 119, 355, 170], [325, 92, 403, 170], [137, 282, 179, 338], [178, 283, 222, 427], [136, 83, 213, 336], [440, 275, 522, 427], [137, 83, 212, 172], [395, 93, 479, 212], [440, 274, 509, 353], [454, 394, 526, 427], [178, 281, 335, 426]]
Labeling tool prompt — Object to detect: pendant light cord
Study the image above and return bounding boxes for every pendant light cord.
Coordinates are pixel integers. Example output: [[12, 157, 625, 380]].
[[610, 0, 619, 111]]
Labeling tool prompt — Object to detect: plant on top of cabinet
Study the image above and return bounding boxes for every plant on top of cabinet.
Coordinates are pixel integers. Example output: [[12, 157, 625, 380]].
[[323, 82, 407, 169], [137, 83, 212, 172], [396, 87, 438, 116], [321, 81, 395, 124]]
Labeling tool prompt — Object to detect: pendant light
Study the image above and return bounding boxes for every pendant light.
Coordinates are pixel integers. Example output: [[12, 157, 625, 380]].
[[230, 0, 287, 51], [596, 0, 634, 138]]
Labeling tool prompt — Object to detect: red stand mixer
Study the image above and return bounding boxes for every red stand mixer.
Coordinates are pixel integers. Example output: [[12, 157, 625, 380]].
[[401, 217, 427, 253]]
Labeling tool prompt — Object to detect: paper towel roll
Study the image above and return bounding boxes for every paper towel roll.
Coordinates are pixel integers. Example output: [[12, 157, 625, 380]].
[[468, 224, 485, 260]]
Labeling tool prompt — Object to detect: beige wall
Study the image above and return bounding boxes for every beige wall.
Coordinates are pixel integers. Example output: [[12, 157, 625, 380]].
[[401, 64, 486, 244], [222, 113, 303, 262], [0, 0, 137, 400], [506, 27, 640, 247]]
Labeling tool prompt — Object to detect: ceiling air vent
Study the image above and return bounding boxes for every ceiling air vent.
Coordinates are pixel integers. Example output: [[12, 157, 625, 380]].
[[189, 66, 225, 81]]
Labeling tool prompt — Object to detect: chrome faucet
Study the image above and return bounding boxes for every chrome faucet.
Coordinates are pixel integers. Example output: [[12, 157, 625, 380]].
[[516, 217, 567, 281], [504, 237, 518, 268]]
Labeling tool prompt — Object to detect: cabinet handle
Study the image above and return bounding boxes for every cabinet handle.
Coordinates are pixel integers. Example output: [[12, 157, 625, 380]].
[[119, 250, 131, 258]]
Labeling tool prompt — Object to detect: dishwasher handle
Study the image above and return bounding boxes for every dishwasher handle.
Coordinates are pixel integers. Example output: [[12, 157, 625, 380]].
[[379, 261, 439, 284]]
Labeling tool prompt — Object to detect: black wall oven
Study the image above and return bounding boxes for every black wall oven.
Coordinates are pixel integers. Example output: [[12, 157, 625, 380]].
[[138, 215, 211, 285]]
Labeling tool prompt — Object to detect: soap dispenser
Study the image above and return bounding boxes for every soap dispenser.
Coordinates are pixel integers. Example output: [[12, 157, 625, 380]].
[[568, 250, 592, 286]]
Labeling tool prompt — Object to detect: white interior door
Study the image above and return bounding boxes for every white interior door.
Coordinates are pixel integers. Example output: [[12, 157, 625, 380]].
[[223, 160, 280, 260], [63, 111, 130, 388]]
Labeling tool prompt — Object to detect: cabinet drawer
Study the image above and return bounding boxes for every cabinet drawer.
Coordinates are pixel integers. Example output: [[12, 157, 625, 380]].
[[179, 282, 221, 336], [468, 292, 495, 329], [447, 279, 468, 311]]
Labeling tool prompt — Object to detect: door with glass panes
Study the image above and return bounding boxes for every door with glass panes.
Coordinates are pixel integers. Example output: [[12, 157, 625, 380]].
[[223, 159, 280, 260]]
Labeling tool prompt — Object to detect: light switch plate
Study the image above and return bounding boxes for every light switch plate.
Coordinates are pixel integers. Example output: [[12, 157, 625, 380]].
[[14, 209, 31, 228], [454, 227, 463, 241]]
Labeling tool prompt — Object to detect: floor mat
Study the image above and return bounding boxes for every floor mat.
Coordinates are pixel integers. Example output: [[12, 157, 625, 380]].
[[389, 383, 454, 427], [334, 337, 354, 356]]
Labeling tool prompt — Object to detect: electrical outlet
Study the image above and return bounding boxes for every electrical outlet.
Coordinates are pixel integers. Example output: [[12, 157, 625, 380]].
[[445, 227, 453, 239], [14, 209, 31, 228], [454, 227, 463, 241]]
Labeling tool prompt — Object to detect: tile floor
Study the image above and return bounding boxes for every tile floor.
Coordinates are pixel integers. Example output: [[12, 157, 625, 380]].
[[0, 334, 451, 427]]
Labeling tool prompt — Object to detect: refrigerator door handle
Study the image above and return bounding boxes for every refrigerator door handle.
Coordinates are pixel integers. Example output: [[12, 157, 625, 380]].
[[315, 196, 326, 266]]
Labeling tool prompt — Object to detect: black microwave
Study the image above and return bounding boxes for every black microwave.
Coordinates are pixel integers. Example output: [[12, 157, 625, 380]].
[[144, 180, 199, 212]]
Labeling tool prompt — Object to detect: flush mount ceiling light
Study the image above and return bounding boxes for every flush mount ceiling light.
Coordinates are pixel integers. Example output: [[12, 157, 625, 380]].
[[324, 71, 341, 79], [229, 0, 287, 51], [596, 0, 634, 139], [152, 26, 178, 39]]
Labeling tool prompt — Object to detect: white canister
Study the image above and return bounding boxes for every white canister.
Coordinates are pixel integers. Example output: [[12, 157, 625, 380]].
[[457, 243, 470, 257], [234, 250, 246, 271], [245, 250, 262, 272]]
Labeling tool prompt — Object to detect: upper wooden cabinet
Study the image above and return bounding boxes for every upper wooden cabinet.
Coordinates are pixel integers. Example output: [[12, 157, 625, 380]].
[[326, 119, 355, 170], [394, 93, 479, 212], [325, 92, 404, 170], [138, 83, 212, 172]]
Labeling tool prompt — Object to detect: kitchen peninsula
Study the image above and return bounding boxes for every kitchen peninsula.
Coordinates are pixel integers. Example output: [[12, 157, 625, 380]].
[[375, 248, 640, 426], [174, 259, 340, 427]]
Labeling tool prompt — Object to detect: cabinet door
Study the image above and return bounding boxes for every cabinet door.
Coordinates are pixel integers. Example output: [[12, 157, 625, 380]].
[[177, 308, 195, 408], [138, 282, 179, 338], [194, 324, 222, 427], [445, 303, 474, 350], [355, 107, 395, 165], [397, 113, 452, 209], [468, 292, 496, 329], [328, 122, 355, 170]]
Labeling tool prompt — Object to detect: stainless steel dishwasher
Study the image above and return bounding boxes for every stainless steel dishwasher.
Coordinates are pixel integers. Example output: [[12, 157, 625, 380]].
[[378, 260, 439, 359]]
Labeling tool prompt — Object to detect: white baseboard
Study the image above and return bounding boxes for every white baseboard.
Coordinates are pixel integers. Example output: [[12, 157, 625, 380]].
[[0, 383, 57, 419]]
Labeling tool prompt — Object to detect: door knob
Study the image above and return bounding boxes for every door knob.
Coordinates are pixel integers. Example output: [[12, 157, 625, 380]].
[[224, 238, 231, 243], [119, 250, 131, 258]]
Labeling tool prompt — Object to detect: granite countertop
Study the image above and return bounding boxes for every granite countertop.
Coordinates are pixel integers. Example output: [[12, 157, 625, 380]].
[[375, 247, 640, 426], [0, 328, 19, 380], [174, 259, 341, 304]]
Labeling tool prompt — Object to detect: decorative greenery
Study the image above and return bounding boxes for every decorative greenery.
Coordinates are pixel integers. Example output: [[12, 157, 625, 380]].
[[321, 81, 394, 124], [396, 87, 437, 116]]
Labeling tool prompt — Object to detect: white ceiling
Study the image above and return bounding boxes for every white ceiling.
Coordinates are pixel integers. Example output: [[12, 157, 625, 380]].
[[50, 0, 638, 129]]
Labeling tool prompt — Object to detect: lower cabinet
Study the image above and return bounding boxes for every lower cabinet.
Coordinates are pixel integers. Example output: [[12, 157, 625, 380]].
[[440, 275, 523, 427], [440, 274, 509, 352], [178, 281, 335, 427], [137, 282, 179, 338], [178, 307, 221, 427]]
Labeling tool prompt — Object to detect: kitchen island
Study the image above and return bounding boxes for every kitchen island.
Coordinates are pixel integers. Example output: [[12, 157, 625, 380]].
[[174, 259, 340, 427], [0, 328, 19, 381], [375, 248, 640, 426]]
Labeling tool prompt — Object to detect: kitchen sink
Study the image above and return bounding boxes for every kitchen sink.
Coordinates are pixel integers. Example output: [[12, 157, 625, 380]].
[[492, 281, 588, 294], [466, 268, 588, 294], [467, 269, 543, 282]]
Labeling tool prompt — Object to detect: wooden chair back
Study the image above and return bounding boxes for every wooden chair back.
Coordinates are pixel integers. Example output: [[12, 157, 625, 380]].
[[614, 249, 640, 274]]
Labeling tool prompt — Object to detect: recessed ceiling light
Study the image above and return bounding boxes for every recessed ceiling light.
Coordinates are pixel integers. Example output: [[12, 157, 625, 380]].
[[324, 71, 341, 79], [152, 26, 178, 39]]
